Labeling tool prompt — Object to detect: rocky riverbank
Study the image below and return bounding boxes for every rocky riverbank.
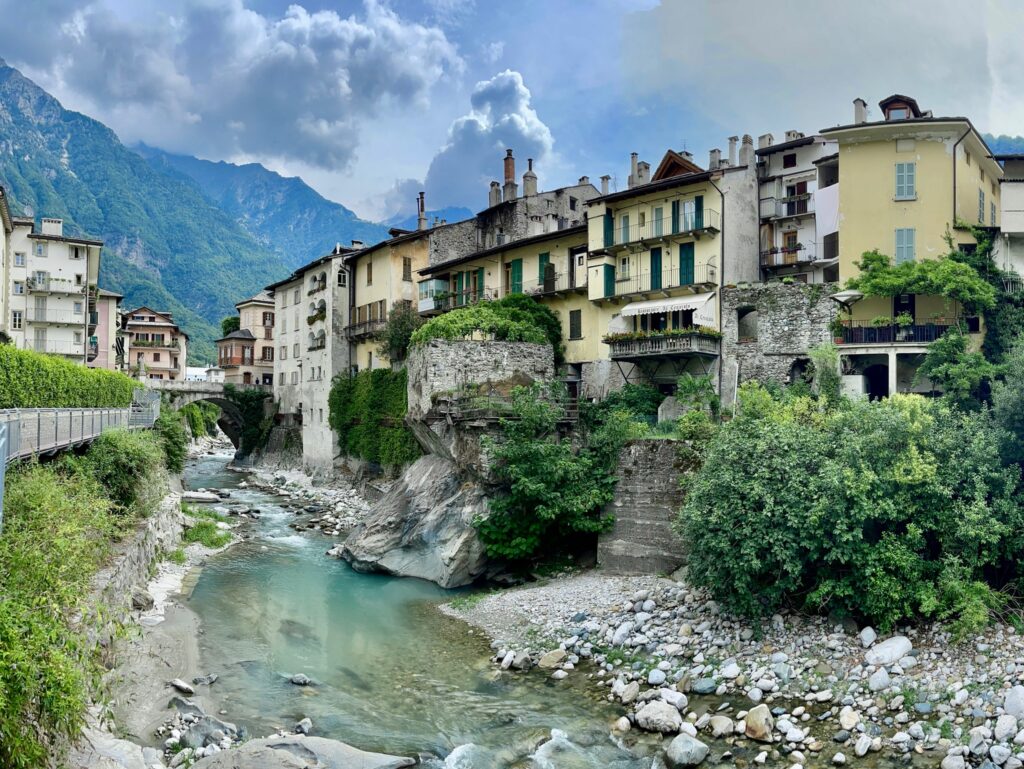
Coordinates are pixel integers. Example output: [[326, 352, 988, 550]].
[[444, 572, 1024, 768]]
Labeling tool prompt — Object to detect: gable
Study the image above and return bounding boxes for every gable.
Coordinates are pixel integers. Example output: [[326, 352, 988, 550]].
[[652, 150, 705, 182]]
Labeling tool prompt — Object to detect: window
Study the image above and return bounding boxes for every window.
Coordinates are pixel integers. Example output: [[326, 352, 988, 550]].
[[11, 311, 22, 330], [965, 150, 972, 166], [73, 301, 83, 314], [569, 196, 578, 211], [293, 289, 300, 304], [981, 169, 986, 183], [338, 270, 347, 287], [13, 281, 23, 295], [291, 371, 299, 385], [895, 162, 916, 200], [293, 342, 299, 357], [402, 257, 412, 282], [33, 242, 46, 257], [281, 315, 287, 333], [75, 273, 83, 286], [569, 309, 582, 340], [14, 252, 25, 267], [278, 372, 285, 385], [782, 153, 797, 169], [366, 260, 373, 286], [73, 331, 82, 344], [783, 231, 798, 251], [887, 108, 908, 120], [619, 256, 630, 278], [280, 346, 287, 360], [619, 214, 629, 243], [653, 206, 664, 237], [979, 189, 986, 224], [154, 352, 161, 362], [577, 253, 585, 267], [638, 211, 646, 228], [895, 228, 916, 264], [992, 201, 997, 226], [263, 311, 274, 327]]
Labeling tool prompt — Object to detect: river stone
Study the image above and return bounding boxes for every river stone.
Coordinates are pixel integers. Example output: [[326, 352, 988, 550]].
[[1005, 686, 1024, 719], [612, 621, 634, 646], [865, 636, 912, 666], [170, 678, 196, 695], [190, 735, 415, 768], [339, 455, 489, 588], [996, 714, 1019, 742], [692, 678, 717, 695], [709, 715, 734, 737], [745, 704, 774, 742], [992, 745, 1012, 764], [538, 649, 567, 669], [636, 701, 683, 733], [169, 696, 206, 718], [838, 707, 860, 731], [941, 756, 967, 769], [181, 716, 238, 750], [295, 718, 312, 735], [620, 681, 640, 704], [649, 669, 667, 686], [665, 733, 709, 767], [290, 674, 312, 686], [854, 734, 873, 757], [859, 627, 877, 648], [868, 668, 891, 692]]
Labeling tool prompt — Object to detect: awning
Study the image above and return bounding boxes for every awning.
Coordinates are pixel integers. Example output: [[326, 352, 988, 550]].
[[829, 289, 864, 310], [621, 292, 715, 320]]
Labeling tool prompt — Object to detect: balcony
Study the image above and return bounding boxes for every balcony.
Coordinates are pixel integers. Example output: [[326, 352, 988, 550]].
[[418, 288, 499, 315], [760, 194, 815, 221], [834, 320, 976, 346], [87, 341, 99, 360], [218, 355, 254, 367], [307, 340, 326, 352], [27, 278, 85, 295], [760, 244, 820, 269], [28, 340, 84, 356], [344, 319, 386, 340], [519, 272, 586, 297], [132, 338, 180, 349], [26, 309, 86, 324], [606, 330, 721, 360], [611, 264, 717, 298], [607, 210, 721, 252]]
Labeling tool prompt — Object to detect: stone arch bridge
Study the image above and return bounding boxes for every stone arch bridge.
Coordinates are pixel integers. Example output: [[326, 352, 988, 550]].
[[144, 380, 272, 448]]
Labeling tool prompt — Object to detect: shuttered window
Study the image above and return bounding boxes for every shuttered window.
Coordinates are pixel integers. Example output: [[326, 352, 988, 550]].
[[569, 310, 582, 340], [979, 189, 986, 224], [895, 162, 916, 200], [895, 228, 916, 264]]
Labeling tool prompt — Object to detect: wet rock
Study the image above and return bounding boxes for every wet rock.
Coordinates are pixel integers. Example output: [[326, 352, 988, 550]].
[[692, 678, 717, 695], [620, 681, 640, 704], [854, 734, 873, 757], [289, 674, 312, 686], [295, 718, 312, 735], [181, 716, 238, 750], [538, 649, 567, 669], [636, 700, 683, 733], [170, 679, 195, 695], [665, 733, 709, 767], [192, 673, 219, 686], [189, 735, 414, 768], [709, 715, 734, 737], [169, 696, 205, 718]]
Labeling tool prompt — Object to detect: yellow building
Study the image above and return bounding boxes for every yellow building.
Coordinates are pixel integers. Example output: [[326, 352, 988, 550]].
[[345, 227, 430, 371], [822, 94, 1000, 398]]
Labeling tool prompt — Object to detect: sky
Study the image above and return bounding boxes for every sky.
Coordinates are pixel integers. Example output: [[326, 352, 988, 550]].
[[0, 0, 1021, 221]]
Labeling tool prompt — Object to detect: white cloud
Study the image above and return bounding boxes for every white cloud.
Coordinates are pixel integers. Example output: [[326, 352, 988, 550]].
[[422, 69, 555, 209], [1, 0, 462, 170]]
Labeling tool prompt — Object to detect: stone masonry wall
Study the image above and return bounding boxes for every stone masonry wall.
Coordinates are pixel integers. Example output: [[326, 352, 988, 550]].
[[597, 439, 687, 575], [720, 282, 836, 404], [405, 339, 555, 419]]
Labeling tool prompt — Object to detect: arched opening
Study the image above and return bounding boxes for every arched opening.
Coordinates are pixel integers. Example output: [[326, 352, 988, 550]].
[[789, 357, 811, 387], [316, 298, 326, 314], [167, 396, 245, 450], [736, 306, 759, 343]]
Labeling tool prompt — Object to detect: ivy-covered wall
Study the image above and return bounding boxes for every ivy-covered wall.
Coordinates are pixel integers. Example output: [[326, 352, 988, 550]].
[[327, 369, 420, 471]]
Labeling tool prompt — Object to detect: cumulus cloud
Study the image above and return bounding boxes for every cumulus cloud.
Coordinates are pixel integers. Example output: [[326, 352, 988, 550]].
[[422, 69, 554, 209], [0, 0, 462, 170]]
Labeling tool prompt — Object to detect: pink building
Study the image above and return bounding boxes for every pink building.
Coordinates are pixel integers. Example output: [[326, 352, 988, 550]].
[[88, 288, 124, 371]]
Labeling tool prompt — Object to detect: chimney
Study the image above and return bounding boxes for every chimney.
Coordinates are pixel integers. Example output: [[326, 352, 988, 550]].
[[578, 175, 590, 186], [350, 240, 364, 249], [489, 180, 501, 207], [600, 175, 610, 195], [854, 97, 867, 124], [784, 130, 803, 142], [728, 136, 739, 166], [709, 148, 721, 169], [757, 133, 774, 150], [523, 158, 538, 197], [628, 152, 639, 188], [739, 134, 754, 167], [637, 161, 650, 185], [416, 191, 427, 231], [502, 149, 517, 201], [41, 217, 63, 237], [335, 242, 341, 254]]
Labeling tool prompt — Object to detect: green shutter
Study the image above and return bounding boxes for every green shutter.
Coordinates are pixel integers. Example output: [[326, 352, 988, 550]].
[[510, 259, 523, 294], [603, 213, 614, 247], [650, 247, 662, 290], [679, 243, 695, 285], [694, 196, 704, 230], [603, 264, 615, 298], [476, 267, 485, 301], [671, 200, 680, 234], [538, 252, 550, 282], [455, 272, 465, 305]]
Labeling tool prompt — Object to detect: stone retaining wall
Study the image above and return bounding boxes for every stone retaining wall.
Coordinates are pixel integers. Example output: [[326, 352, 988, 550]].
[[597, 439, 687, 575]]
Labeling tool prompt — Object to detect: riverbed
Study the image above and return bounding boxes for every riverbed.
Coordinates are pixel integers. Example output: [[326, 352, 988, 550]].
[[182, 451, 659, 767]]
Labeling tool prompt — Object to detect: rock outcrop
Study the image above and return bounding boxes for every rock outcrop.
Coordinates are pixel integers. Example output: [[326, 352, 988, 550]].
[[191, 735, 414, 768], [339, 454, 488, 588]]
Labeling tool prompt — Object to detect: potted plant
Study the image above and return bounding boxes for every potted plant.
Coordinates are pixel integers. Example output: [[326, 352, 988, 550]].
[[894, 312, 913, 327], [829, 315, 846, 344]]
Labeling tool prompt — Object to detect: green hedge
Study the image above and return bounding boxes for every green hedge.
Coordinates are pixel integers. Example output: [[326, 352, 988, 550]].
[[0, 346, 140, 408], [328, 369, 420, 470]]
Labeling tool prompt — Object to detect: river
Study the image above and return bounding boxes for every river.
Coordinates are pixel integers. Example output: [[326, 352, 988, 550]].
[[182, 450, 660, 768]]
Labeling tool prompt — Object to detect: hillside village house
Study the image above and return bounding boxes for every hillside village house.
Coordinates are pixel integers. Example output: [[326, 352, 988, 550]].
[[89, 288, 125, 371], [217, 291, 275, 385], [0, 188, 10, 338], [822, 95, 1001, 398], [123, 306, 188, 380]]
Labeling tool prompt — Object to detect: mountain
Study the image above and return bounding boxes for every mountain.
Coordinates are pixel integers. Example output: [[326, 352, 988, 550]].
[[135, 145, 390, 269], [0, 60, 292, 363], [385, 206, 474, 231], [985, 134, 1024, 155]]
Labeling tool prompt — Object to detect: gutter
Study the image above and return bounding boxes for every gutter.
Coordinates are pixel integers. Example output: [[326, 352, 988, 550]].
[[953, 127, 971, 226]]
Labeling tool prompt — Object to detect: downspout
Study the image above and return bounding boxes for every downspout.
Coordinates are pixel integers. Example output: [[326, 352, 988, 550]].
[[953, 127, 971, 228], [709, 176, 726, 398]]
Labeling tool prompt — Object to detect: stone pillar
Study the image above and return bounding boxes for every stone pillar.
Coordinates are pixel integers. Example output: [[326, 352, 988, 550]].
[[888, 350, 898, 396]]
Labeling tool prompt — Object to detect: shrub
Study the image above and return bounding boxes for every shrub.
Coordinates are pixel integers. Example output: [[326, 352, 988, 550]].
[[916, 328, 997, 410], [579, 383, 664, 434], [678, 385, 1022, 630], [328, 369, 420, 470], [808, 343, 841, 407], [993, 334, 1024, 464], [375, 301, 424, 362], [220, 316, 240, 336], [182, 519, 231, 549], [83, 428, 165, 514], [154, 409, 189, 474], [0, 345, 139, 408]]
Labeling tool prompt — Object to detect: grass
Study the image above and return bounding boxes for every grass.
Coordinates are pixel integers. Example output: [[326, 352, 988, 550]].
[[182, 520, 231, 549], [166, 547, 186, 565], [182, 503, 228, 524], [448, 589, 498, 611]]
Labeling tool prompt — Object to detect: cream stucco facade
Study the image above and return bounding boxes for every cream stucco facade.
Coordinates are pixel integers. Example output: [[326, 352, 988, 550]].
[[123, 306, 188, 380]]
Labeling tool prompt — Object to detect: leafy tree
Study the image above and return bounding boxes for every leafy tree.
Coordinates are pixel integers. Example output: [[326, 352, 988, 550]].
[[848, 250, 996, 314], [917, 328, 998, 410], [808, 343, 841, 407], [376, 301, 423, 362], [992, 334, 1024, 464], [220, 316, 241, 336]]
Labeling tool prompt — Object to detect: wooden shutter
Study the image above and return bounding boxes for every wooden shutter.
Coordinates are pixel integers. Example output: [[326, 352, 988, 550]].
[[510, 259, 523, 293], [679, 242, 695, 285], [538, 252, 550, 282], [694, 195, 704, 230], [603, 212, 614, 247], [569, 310, 582, 340], [476, 267, 485, 301], [603, 264, 615, 298], [650, 247, 662, 290], [671, 200, 680, 234]]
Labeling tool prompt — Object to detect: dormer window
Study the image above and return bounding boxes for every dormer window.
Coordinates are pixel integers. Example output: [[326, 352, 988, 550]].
[[887, 108, 909, 120]]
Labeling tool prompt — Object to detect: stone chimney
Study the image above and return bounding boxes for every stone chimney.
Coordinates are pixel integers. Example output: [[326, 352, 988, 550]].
[[709, 148, 721, 169], [739, 134, 754, 167], [854, 98, 868, 124], [784, 130, 803, 142], [488, 181, 501, 207], [502, 149, 517, 201], [757, 133, 774, 150], [350, 240, 364, 249], [523, 158, 538, 197], [416, 191, 427, 231], [41, 218, 63, 237], [578, 175, 590, 186], [628, 152, 639, 188], [728, 137, 739, 166], [600, 175, 610, 195], [637, 161, 650, 185]]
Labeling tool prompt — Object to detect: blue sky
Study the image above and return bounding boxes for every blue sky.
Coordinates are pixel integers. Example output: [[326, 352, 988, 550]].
[[1, 0, 1021, 220]]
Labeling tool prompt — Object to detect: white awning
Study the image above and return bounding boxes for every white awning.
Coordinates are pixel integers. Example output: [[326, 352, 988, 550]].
[[829, 289, 864, 309], [621, 292, 715, 320]]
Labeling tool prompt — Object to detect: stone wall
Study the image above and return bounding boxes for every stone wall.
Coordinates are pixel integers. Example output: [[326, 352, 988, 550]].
[[597, 439, 687, 575], [405, 339, 555, 419], [719, 282, 836, 404]]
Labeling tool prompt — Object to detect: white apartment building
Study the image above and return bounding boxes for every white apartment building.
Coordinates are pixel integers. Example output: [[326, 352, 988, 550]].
[[0, 189, 11, 340], [7, 217, 102, 363], [756, 132, 840, 283], [267, 244, 357, 472], [995, 154, 1024, 283]]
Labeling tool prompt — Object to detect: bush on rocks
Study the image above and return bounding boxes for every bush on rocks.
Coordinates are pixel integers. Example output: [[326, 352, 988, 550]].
[[678, 383, 1023, 632], [79, 428, 167, 515]]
